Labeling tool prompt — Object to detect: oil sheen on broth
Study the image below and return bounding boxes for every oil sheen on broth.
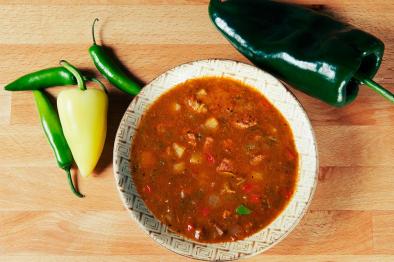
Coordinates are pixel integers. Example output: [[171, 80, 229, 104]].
[[131, 77, 298, 243]]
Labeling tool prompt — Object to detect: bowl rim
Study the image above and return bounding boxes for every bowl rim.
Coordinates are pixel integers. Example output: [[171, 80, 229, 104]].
[[113, 58, 319, 260]]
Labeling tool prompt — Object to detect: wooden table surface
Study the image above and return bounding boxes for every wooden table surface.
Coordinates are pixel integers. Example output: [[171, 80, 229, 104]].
[[0, 1, 393, 261]]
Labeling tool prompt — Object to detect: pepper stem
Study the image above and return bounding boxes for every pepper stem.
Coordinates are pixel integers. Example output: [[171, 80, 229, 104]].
[[60, 60, 86, 91], [92, 18, 99, 45], [88, 77, 108, 94], [66, 169, 85, 198], [354, 74, 394, 104]]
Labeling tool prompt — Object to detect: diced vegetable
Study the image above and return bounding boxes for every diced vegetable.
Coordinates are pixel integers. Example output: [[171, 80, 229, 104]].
[[180, 190, 185, 199], [242, 183, 254, 193], [249, 194, 260, 203], [222, 210, 231, 219], [187, 224, 194, 232], [173, 143, 185, 158], [143, 184, 152, 194], [196, 89, 207, 98], [214, 224, 224, 236], [173, 162, 185, 173], [190, 152, 202, 164], [173, 102, 181, 111], [236, 204, 252, 215], [194, 229, 201, 240], [205, 117, 219, 129], [186, 97, 207, 113], [205, 152, 215, 164]]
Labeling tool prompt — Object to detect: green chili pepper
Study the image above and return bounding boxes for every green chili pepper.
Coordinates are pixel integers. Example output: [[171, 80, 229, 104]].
[[89, 18, 140, 96], [236, 204, 252, 215], [33, 90, 84, 198], [209, 0, 394, 106], [5, 67, 75, 91]]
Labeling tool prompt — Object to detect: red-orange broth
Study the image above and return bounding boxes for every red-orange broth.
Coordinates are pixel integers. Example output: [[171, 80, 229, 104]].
[[131, 77, 298, 243]]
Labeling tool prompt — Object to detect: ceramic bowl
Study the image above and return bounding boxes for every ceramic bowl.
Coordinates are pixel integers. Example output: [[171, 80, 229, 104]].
[[113, 59, 318, 261]]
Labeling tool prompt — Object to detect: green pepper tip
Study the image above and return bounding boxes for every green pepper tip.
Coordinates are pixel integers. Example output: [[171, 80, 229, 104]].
[[66, 169, 85, 198]]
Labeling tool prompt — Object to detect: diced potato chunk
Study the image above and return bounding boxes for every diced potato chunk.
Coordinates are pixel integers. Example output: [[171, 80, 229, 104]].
[[205, 117, 219, 129], [173, 103, 181, 111], [173, 143, 185, 158], [196, 89, 207, 98], [190, 152, 202, 164], [173, 162, 185, 173]]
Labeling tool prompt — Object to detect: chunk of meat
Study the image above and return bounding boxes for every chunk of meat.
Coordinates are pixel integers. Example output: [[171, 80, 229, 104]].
[[185, 133, 197, 147], [233, 115, 257, 129], [216, 158, 234, 173], [250, 154, 265, 166], [185, 97, 207, 113]]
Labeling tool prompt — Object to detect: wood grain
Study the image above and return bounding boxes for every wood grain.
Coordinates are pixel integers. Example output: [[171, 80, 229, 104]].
[[0, 0, 393, 261]]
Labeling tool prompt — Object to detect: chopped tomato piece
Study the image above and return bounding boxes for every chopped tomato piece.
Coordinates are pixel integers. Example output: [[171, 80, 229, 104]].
[[216, 158, 234, 173], [242, 183, 254, 193], [205, 153, 215, 164], [143, 184, 152, 194], [249, 194, 260, 203]]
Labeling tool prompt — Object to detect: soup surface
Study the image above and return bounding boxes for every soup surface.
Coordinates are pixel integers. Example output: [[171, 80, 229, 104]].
[[131, 77, 298, 243]]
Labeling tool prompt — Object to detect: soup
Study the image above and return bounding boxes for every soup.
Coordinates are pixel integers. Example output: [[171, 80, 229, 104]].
[[131, 77, 298, 243]]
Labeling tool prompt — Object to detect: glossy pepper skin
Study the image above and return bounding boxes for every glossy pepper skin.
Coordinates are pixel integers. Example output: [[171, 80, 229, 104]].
[[209, 0, 385, 106], [5, 67, 75, 91], [89, 19, 140, 96], [33, 90, 84, 198], [57, 61, 108, 177]]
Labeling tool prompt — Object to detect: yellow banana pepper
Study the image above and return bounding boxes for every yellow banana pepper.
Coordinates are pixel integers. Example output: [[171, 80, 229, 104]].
[[57, 60, 108, 177]]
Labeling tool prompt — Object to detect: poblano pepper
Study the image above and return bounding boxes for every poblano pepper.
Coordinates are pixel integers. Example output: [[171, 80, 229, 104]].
[[209, 0, 394, 106]]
